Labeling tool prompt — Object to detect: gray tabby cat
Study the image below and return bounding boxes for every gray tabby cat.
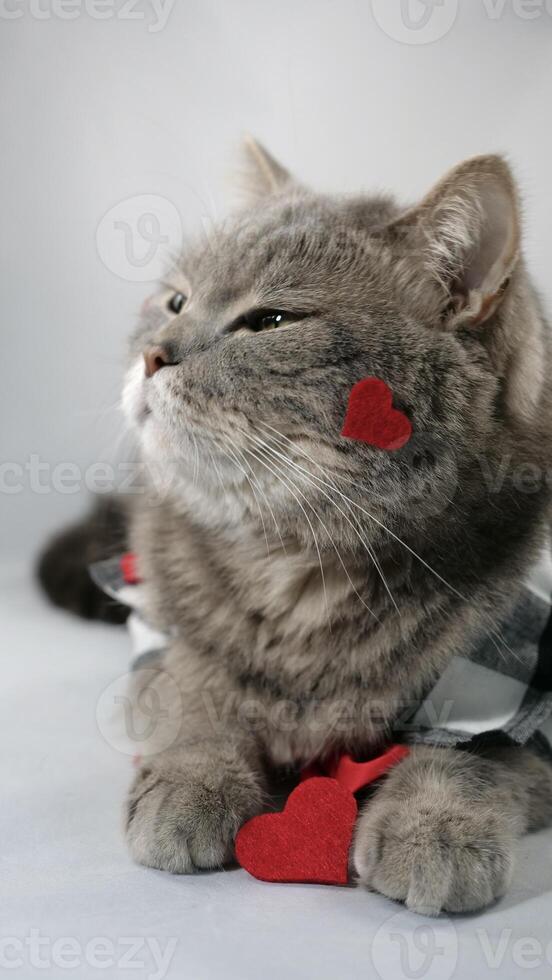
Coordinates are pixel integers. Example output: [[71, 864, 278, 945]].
[[43, 140, 552, 915]]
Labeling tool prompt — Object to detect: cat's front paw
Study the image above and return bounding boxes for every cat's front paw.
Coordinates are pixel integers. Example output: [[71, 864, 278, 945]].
[[125, 755, 263, 873], [353, 788, 515, 915]]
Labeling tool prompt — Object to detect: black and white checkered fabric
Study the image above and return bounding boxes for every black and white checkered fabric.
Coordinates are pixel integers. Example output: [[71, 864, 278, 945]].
[[401, 550, 552, 758], [91, 551, 552, 759], [90, 558, 170, 673]]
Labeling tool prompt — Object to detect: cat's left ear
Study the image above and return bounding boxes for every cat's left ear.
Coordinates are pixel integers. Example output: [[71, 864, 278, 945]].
[[390, 155, 520, 327], [239, 136, 293, 201]]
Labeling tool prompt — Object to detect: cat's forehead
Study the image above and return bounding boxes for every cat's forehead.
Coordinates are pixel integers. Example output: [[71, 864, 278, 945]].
[[178, 195, 384, 310]]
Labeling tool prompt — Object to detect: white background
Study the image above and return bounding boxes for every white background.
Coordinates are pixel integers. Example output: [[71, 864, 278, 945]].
[[2, 0, 552, 557], [2, 6, 552, 979]]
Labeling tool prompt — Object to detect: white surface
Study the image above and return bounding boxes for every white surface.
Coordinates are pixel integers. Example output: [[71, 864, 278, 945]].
[[3, 5, 552, 975], [2, 2, 552, 556], [3, 563, 552, 980]]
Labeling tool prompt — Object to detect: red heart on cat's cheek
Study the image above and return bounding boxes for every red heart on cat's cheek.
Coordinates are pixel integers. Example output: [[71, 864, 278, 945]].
[[341, 377, 412, 451], [235, 777, 357, 886]]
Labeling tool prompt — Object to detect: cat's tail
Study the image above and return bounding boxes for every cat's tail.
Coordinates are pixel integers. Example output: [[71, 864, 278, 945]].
[[36, 496, 130, 623]]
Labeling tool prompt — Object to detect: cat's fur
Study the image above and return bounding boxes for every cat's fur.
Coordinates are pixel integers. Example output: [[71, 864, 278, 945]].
[[40, 141, 552, 914]]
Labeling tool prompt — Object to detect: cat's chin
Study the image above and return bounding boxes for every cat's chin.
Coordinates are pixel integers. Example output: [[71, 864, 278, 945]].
[[140, 414, 176, 461], [139, 441, 254, 529]]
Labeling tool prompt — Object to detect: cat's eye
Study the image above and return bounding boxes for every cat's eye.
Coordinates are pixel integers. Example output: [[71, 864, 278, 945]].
[[167, 292, 186, 314], [233, 309, 303, 333]]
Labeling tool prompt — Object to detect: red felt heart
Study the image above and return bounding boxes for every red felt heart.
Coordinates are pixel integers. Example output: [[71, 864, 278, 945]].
[[327, 745, 410, 793], [120, 552, 141, 585], [235, 777, 357, 886], [341, 377, 412, 451]]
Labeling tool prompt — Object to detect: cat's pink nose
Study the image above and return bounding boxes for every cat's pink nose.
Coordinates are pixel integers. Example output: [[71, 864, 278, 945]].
[[143, 345, 172, 378]]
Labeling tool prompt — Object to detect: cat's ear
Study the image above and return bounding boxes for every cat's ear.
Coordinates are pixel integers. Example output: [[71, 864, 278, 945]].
[[391, 155, 520, 327], [239, 136, 293, 200]]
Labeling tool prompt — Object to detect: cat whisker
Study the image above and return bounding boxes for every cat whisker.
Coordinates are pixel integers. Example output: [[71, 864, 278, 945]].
[[256, 421, 386, 501], [207, 447, 226, 494], [207, 444, 271, 556], [191, 431, 201, 489], [241, 442, 333, 629], [246, 429, 400, 615], [242, 438, 379, 624], [217, 442, 271, 557], [255, 421, 518, 666], [224, 435, 288, 556]]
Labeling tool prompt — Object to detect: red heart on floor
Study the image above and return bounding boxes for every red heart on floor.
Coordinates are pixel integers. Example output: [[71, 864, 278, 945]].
[[235, 777, 357, 886], [341, 377, 412, 451]]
